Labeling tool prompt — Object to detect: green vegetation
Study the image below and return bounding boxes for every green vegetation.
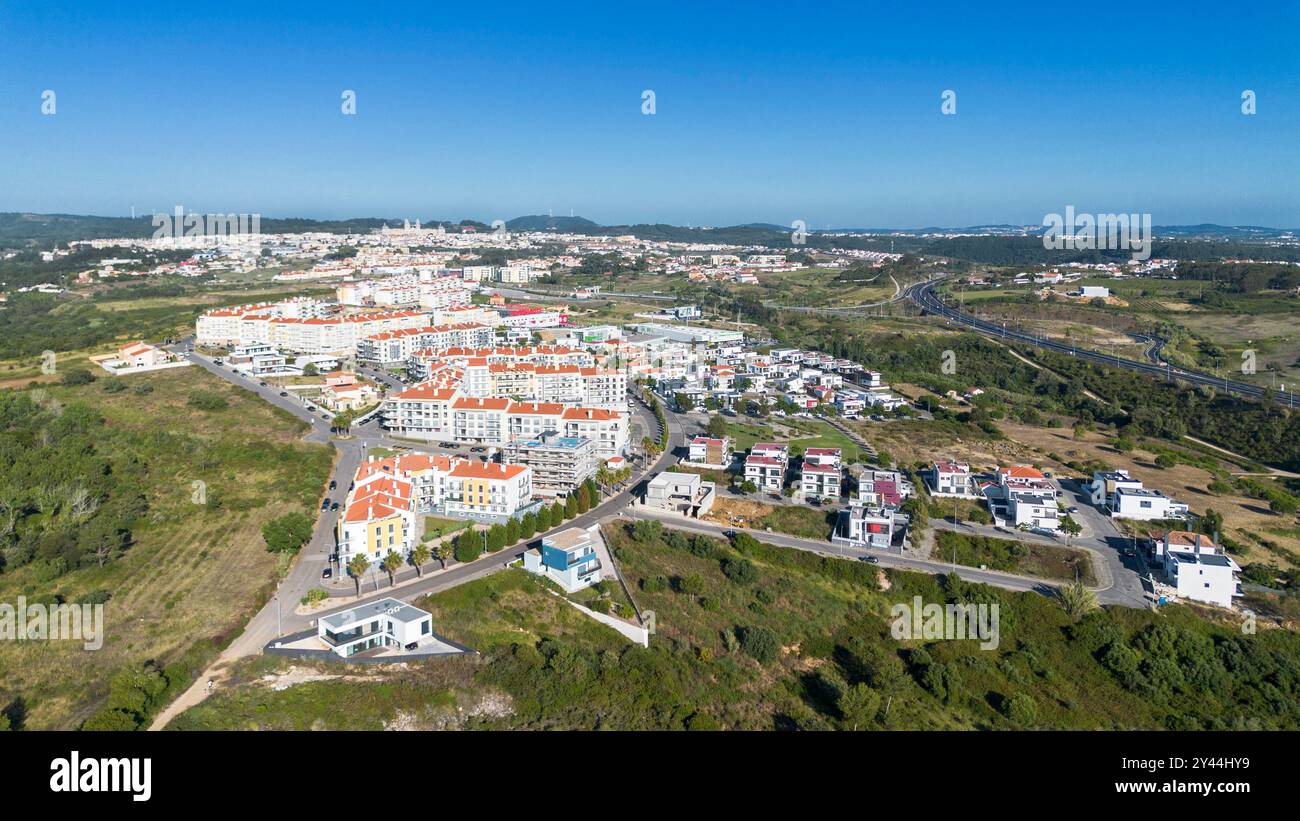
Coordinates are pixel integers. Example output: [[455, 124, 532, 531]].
[[174, 520, 1300, 730], [934, 530, 1097, 585], [0, 366, 331, 729]]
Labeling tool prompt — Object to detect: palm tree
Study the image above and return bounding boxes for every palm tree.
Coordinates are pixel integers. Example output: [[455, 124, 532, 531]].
[[433, 540, 452, 570], [347, 554, 370, 596], [410, 544, 431, 577], [1056, 577, 1098, 620], [381, 550, 402, 586]]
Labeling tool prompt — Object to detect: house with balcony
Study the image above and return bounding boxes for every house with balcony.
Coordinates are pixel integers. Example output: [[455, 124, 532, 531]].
[[504, 432, 596, 498], [523, 527, 603, 592], [644, 471, 716, 517], [1152, 531, 1243, 609], [928, 461, 979, 498], [744, 443, 789, 492], [1090, 469, 1189, 520], [685, 435, 732, 468], [833, 502, 896, 549], [317, 598, 434, 658], [799, 448, 843, 501]]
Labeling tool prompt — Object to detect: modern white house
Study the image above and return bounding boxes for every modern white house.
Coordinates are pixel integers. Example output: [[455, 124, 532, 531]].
[[685, 435, 732, 468], [799, 448, 843, 501], [317, 598, 434, 658], [1089, 470, 1144, 507], [1090, 470, 1189, 520], [985, 466, 1060, 532], [644, 471, 716, 517], [833, 502, 895, 549], [744, 443, 789, 492], [1112, 486, 1190, 521], [522, 527, 602, 592], [928, 461, 980, 498], [1153, 531, 1242, 609]]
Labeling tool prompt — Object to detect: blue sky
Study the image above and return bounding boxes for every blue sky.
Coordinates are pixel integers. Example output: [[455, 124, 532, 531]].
[[1, 1, 1297, 227]]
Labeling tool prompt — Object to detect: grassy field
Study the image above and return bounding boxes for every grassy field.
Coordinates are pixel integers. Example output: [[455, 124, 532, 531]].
[[731, 267, 899, 307], [934, 530, 1097, 585], [0, 366, 332, 729], [423, 516, 469, 541], [704, 497, 837, 540], [170, 519, 1300, 730]]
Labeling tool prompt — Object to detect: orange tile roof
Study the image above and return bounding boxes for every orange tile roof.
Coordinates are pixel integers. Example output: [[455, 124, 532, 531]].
[[451, 462, 527, 480]]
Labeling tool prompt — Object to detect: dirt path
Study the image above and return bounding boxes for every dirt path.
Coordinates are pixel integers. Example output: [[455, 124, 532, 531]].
[[1184, 435, 1300, 478]]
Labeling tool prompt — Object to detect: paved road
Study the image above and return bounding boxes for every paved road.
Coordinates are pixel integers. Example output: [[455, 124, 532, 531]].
[[910, 278, 1300, 407], [624, 506, 1092, 601]]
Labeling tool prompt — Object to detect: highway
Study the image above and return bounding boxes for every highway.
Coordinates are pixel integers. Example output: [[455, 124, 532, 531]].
[[908, 279, 1300, 408]]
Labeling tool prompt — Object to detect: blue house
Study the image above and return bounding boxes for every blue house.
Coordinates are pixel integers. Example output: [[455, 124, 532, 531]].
[[523, 527, 602, 592]]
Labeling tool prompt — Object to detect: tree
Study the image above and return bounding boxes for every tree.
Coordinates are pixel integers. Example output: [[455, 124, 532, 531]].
[[303, 362, 318, 376], [262, 512, 314, 554], [455, 530, 482, 563], [1059, 514, 1082, 543], [537, 505, 552, 531], [706, 414, 729, 439], [410, 544, 430, 576], [551, 501, 565, 524], [520, 512, 538, 540], [487, 523, 507, 552], [1269, 495, 1298, 517], [839, 684, 881, 730], [347, 554, 370, 595], [1056, 577, 1098, 620], [506, 517, 520, 544], [381, 550, 402, 586], [433, 540, 452, 569], [565, 494, 579, 519], [576, 484, 592, 514]]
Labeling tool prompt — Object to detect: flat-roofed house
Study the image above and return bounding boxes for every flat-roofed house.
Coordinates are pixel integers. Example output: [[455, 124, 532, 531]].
[[523, 527, 602, 592], [644, 471, 715, 517]]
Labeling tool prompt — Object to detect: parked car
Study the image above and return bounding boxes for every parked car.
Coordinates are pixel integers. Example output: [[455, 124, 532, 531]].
[[321, 567, 332, 580], [329, 479, 337, 490], [723, 530, 737, 539], [279, 391, 288, 396], [470, 446, 486, 453], [330, 501, 339, 511], [321, 499, 330, 510], [439, 442, 457, 449], [859, 556, 881, 564]]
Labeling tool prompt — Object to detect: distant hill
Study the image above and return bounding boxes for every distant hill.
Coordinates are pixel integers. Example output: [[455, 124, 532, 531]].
[[505, 215, 600, 232], [2, 212, 1295, 259]]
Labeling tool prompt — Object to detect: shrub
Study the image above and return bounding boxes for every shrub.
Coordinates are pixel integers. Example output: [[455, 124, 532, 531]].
[[721, 557, 759, 585], [1004, 693, 1038, 726], [738, 625, 780, 664], [187, 390, 228, 411]]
